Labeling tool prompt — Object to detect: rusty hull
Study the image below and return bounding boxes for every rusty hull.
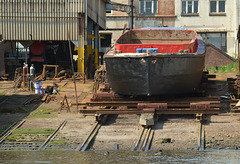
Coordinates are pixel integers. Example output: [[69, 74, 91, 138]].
[[105, 53, 205, 96]]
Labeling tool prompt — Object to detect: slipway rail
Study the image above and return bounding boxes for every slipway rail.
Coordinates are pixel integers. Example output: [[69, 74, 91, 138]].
[[75, 115, 108, 151], [0, 119, 26, 145], [38, 120, 67, 150], [131, 126, 154, 151]]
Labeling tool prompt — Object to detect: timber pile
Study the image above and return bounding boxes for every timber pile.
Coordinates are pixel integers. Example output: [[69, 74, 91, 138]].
[[34, 64, 59, 81], [42, 94, 56, 103], [13, 68, 23, 88], [227, 73, 240, 98], [58, 69, 72, 79], [227, 74, 240, 112], [230, 99, 240, 112]]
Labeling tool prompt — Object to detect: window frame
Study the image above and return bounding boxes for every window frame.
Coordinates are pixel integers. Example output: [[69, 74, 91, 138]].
[[139, 0, 158, 16], [181, 0, 199, 16], [199, 32, 227, 52], [209, 0, 226, 16]]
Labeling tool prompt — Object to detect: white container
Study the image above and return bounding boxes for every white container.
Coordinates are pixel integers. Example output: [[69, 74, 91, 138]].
[[35, 88, 40, 94], [40, 88, 45, 95], [34, 82, 42, 89]]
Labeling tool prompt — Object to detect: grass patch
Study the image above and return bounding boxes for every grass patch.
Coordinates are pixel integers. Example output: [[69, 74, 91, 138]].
[[88, 86, 94, 92], [0, 93, 5, 96], [51, 138, 66, 145], [79, 92, 88, 98], [7, 135, 25, 141], [12, 128, 55, 134], [207, 62, 239, 74], [27, 106, 57, 119], [6, 129, 55, 142]]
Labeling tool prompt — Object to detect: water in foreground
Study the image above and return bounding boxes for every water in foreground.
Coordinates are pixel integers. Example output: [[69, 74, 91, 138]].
[[1, 150, 240, 163]]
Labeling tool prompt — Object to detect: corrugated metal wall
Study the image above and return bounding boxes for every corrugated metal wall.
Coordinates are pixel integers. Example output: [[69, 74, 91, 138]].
[[0, 0, 83, 41]]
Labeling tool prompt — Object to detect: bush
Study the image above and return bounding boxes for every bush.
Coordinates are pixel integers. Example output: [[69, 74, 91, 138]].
[[208, 62, 239, 74]]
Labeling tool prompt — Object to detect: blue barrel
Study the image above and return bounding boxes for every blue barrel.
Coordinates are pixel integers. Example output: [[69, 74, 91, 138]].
[[142, 48, 158, 53], [142, 48, 148, 53], [136, 48, 142, 53], [152, 48, 158, 53]]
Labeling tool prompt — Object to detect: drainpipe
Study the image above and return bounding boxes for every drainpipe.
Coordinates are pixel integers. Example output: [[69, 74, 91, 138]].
[[238, 25, 240, 72], [131, 0, 134, 29]]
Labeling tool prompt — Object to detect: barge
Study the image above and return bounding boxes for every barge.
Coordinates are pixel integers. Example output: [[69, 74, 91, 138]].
[[104, 27, 206, 96]]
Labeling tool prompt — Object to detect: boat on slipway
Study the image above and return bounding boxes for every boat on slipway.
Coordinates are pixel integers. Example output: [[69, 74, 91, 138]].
[[104, 27, 206, 96]]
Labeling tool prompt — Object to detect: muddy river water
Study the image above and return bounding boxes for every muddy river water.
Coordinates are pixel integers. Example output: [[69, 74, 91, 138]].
[[1, 150, 240, 163]]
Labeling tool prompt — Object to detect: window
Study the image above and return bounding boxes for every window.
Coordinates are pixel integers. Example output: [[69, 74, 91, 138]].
[[199, 32, 227, 51], [210, 0, 225, 14], [140, 0, 158, 15], [101, 34, 112, 48], [182, 1, 199, 15], [106, 0, 112, 13]]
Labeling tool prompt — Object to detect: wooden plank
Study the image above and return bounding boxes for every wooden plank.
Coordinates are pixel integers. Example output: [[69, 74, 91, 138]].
[[131, 126, 144, 151], [145, 129, 154, 151]]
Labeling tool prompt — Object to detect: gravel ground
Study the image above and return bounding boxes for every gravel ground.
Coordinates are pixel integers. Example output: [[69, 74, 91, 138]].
[[1, 73, 240, 151]]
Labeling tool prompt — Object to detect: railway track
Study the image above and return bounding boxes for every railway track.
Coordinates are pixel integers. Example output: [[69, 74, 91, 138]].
[[132, 126, 154, 151], [0, 119, 26, 146], [38, 120, 67, 150], [197, 115, 205, 151], [76, 115, 108, 151], [0, 120, 67, 151], [0, 119, 40, 151]]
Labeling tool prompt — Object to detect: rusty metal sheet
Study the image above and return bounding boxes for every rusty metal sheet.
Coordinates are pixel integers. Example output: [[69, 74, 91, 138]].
[[190, 103, 211, 110], [137, 103, 167, 110], [79, 108, 220, 115], [92, 93, 116, 100], [105, 55, 205, 96]]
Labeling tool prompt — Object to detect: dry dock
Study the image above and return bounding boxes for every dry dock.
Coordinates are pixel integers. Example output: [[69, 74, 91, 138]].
[[1, 74, 240, 151]]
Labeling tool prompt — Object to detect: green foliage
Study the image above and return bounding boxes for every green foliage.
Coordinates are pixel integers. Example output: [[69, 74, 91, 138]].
[[12, 128, 55, 134], [209, 66, 217, 73], [27, 106, 57, 119], [207, 62, 239, 74]]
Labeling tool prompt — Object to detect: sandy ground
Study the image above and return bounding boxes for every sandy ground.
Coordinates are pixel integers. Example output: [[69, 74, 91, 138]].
[[0, 73, 240, 151]]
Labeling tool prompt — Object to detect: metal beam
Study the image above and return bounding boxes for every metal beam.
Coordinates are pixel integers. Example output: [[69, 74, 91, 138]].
[[79, 108, 220, 115], [84, 101, 221, 108]]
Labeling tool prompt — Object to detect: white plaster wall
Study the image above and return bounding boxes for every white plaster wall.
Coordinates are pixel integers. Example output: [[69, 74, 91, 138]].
[[106, 17, 129, 29], [175, 0, 237, 57]]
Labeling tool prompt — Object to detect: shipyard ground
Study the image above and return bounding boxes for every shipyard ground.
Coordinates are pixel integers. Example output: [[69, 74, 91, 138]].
[[1, 73, 240, 151]]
